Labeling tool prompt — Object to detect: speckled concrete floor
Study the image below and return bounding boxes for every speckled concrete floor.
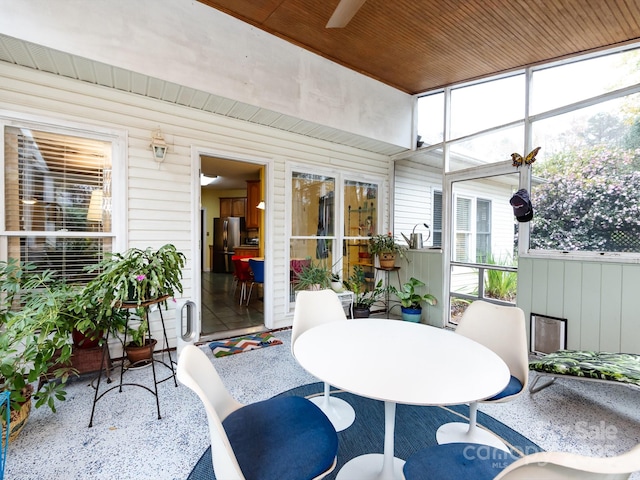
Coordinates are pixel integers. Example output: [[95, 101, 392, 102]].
[[4, 329, 640, 480]]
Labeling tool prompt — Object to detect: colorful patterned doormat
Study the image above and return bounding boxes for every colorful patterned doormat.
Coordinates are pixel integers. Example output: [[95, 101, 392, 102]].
[[209, 332, 282, 358]]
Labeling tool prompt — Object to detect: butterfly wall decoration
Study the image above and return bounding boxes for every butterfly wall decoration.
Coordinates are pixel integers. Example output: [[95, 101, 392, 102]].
[[511, 146, 541, 167]]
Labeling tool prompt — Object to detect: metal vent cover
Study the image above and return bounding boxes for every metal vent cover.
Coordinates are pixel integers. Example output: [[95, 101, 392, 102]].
[[530, 313, 567, 355]]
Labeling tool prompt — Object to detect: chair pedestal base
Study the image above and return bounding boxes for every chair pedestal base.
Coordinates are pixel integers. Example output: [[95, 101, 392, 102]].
[[436, 422, 509, 452], [336, 453, 405, 480], [309, 395, 355, 432]]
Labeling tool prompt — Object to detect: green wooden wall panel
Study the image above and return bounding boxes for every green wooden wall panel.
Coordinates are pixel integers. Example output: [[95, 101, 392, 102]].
[[404, 251, 444, 327], [515, 257, 640, 353], [516, 257, 534, 333], [620, 265, 640, 353], [530, 259, 549, 317], [599, 263, 622, 352], [580, 263, 602, 350], [563, 261, 583, 349], [546, 261, 565, 318]]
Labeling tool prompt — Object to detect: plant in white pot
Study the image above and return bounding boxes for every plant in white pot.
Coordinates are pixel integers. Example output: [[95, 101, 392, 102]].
[[390, 277, 437, 322]]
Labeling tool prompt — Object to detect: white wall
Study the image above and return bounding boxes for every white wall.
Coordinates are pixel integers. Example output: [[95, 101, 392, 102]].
[[0, 0, 413, 148], [0, 62, 391, 352]]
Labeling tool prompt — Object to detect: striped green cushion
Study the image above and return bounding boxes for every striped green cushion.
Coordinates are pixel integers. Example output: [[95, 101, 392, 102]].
[[529, 350, 640, 386]]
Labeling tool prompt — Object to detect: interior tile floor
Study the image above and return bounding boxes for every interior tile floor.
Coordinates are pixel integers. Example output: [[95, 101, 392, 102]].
[[200, 271, 265, 339]]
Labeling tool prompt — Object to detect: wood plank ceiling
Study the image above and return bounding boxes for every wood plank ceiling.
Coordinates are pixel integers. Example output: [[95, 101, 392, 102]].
[[197, 0, 640, 94]]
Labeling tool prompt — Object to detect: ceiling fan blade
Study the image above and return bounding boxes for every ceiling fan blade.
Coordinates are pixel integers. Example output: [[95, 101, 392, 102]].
[[326, 0, 367, 28]]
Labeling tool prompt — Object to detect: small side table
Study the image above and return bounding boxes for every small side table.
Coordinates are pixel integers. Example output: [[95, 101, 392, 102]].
[[372, 266, 401, 314], [88, 295, 177, 427]]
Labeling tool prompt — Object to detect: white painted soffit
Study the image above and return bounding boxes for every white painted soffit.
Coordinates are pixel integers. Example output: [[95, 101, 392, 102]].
[[0, 34, 408, 157]]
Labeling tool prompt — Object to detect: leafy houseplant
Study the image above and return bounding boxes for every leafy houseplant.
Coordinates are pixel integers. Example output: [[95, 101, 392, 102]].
[[0, 259, 76, 442], [390, 277, 437, 322], [83, 244, 186, 353], [294, 259, 331, 291], [368, 232, 408, 267], [342, 265, 385, 317]]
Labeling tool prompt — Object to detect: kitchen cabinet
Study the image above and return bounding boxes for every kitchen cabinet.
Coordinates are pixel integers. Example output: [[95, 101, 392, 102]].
[[220, 197, 246, 218], [234, 246, 259, 257], [246, 180, 261, 229]]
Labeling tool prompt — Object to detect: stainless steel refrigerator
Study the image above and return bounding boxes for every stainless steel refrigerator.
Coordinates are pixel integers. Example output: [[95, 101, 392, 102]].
[[212, 217, 242, 273]]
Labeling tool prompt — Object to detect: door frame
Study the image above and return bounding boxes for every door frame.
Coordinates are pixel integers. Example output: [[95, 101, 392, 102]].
[[190, 146, 273, 334], [443, 160, 525, 325]]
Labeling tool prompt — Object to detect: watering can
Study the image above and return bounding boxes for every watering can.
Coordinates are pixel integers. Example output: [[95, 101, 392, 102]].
[[401, 223, 430, 249]]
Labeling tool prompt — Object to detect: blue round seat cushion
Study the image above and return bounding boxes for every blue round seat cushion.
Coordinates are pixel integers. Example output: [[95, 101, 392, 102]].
[[222, 395, 338, 480], [487, 375, 523, 401], [403, 443, 519, 480]]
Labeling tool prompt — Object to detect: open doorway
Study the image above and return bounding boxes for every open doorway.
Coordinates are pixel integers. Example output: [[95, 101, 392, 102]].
[[199, 155, 266, 339]]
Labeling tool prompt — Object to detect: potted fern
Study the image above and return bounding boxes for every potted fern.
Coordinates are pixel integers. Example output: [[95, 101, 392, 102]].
[[390, 277, 437, 322]]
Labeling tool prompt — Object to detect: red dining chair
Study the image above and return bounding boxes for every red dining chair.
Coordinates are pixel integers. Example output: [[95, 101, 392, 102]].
[[232, 258, 254, 306]]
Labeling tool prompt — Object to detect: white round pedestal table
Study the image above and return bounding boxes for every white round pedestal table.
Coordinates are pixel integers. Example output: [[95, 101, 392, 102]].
[[293, 319, 509, 480]]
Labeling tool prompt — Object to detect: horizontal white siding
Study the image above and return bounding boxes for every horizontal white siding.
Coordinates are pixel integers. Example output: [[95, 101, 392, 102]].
[[0, 62, 392, 351]]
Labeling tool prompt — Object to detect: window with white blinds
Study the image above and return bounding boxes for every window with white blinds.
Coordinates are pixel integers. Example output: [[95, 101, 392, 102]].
[[432, 191, 442, 247], [455, 197, 472, 262], [3, 126, 113, 283]]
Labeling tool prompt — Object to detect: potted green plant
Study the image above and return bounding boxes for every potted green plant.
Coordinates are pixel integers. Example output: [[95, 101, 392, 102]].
[[83, 244, 186, 364], [0, 259, 76, 443], [330, 271, 343, 292], [368, 232, 408, 268], [390, 277, 437, 322], [342, 265, 385, 317], [293, 259, 331, 291]]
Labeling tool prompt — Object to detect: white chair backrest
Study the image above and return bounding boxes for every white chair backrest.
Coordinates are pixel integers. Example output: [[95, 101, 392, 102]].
[[291, 289, 348, 353], [496, 444, 640, 479], [176, 345, 245, 480], [455, 300, 529, 388]]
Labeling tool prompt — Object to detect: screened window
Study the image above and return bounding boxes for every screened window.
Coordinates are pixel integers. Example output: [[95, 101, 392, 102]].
[[449, 75, 525, 140], [416, 43, 640, 257], [3, 126, 113, 282], [529, 84, 640, 253]]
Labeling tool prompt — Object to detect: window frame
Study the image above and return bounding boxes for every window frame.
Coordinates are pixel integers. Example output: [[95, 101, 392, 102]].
[[0, 113, 127, 270], [285, 162, 384, 313], [416, 42, 640, 263]]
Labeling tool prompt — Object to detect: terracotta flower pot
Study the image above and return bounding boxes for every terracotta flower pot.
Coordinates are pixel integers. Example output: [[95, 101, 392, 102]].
[[72, 328, 105, 349], [125, 338, 157, 366], [2, 385, 33, 444], [378, 252, 396, 269]]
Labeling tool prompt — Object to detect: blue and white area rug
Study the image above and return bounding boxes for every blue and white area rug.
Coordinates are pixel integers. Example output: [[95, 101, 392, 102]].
[[188, 382, 543, 480], [209, 332, 283, 358]]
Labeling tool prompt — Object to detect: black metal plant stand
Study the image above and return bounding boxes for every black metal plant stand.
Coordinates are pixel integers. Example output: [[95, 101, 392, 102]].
[[88, 295, 178, 427]]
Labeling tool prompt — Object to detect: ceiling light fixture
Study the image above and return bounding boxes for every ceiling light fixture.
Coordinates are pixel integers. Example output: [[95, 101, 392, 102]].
[[200, 174, 218, 186]]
